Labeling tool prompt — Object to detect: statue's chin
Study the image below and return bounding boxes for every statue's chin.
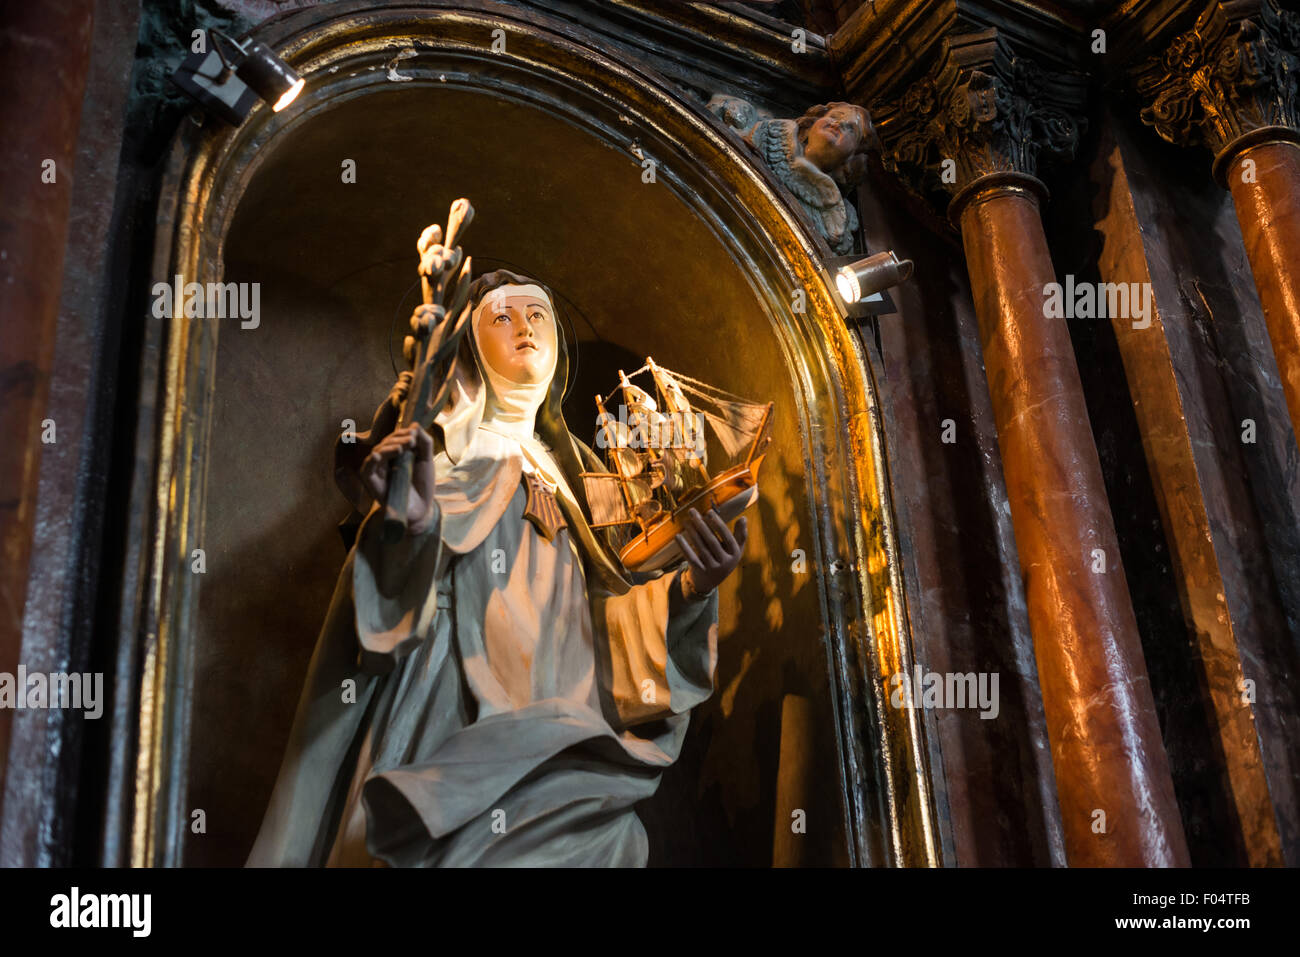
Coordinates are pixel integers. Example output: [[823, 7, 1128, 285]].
[[498, 358, 549, 386]]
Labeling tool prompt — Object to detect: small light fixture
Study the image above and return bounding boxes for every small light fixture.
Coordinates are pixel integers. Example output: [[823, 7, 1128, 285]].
[[835, 251, 914, 305], [232, 38, 305, 111], [171, 29, 304, 125]]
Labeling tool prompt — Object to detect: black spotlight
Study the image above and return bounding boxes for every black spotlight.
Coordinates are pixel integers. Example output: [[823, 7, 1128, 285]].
[[171, 29, 304, 125]]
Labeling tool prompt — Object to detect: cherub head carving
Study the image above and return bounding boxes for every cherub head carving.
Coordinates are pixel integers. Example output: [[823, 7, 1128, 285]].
[[795, 102, 875, 187]]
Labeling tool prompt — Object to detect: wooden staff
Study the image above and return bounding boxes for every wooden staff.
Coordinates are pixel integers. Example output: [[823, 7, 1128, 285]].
[[382, 198, 476, 544]]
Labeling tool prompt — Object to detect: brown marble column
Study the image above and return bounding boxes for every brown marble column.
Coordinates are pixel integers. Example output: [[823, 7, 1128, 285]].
[[1133, 0, 1300, 446], [950, 172, 1190, 867], [868, 34, 1191, 865], [0, 1, 95, 799], [1088, 108, 1291, 865], [1122, 0, 1300, 862], [1221, 133, 1300, 438]]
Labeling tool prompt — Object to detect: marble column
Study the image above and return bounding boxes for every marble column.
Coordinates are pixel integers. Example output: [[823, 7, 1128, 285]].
[[877, 42, 1190, 866], [1222, 135, 1300, 436], [1087, 109, 1290, 865], [1135, 0, 1300, 445], [1123, 0, 1300, 865], [0, 0, 95, 801]]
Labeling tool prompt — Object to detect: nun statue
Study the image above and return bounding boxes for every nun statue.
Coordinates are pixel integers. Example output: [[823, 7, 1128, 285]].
[[247, 269, 747, 867]]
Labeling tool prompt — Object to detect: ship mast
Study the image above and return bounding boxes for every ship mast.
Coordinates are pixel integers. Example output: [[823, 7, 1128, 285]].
[[619, 368, 682, 501], [595, 392, 639, 525], [646, 357, 711, 485]]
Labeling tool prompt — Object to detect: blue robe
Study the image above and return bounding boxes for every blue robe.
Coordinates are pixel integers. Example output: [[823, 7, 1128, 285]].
[[246, 428, 718, 867]]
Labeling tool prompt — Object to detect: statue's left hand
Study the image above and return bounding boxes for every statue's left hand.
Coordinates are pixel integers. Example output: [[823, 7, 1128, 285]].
[[675, 508, 748, 598], [418, 241, 453, 279], [387, 370, 414, 409]]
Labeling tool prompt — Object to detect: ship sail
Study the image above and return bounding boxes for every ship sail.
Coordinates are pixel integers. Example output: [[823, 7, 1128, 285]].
[[619, 377, 658, 415], [596, 396, 647, 482], [625, 476, 653, 505], [581, 472, 630, 527], [588, 360, 771, 554], [649, 360, 691, 416], [610, 431, 644, 482], [647, 361, 704, 461], [656, 364, 769, 462], [704, 401, 770, 458], [618, 373, 673, 465], [585, 358, 773, 572]]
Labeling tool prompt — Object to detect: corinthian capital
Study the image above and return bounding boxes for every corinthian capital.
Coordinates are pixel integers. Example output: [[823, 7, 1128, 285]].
[[1134, 0, 1300, 156], [874, 32, 1085, 205]]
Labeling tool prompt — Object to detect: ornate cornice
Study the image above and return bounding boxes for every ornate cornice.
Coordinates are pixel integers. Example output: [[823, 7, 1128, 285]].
[[874, 31, 1086, 209], [830, 0, 1089, 107], [829, 2, 1089, 222], [1133, 0, 1300, 156]]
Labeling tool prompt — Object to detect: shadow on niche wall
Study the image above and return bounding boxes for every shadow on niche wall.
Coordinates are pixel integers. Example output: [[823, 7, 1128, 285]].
[[182, 84, 850, 866]]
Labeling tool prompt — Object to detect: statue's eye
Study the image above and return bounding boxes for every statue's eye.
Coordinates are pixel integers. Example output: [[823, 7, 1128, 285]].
[[494, 314, 510, 324], [529, 311, 547, 322]]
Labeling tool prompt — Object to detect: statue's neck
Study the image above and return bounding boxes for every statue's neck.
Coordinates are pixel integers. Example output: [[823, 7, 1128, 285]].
[[478, 367, 547, 444], [480, 405, 538, 443]]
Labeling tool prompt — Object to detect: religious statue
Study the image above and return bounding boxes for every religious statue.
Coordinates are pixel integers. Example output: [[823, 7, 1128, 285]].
[[712, 98, 874, 255], [247, 203, 757, 867]]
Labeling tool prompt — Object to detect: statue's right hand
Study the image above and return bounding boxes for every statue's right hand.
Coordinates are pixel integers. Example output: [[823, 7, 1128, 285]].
[[360, 423, 438, 532]]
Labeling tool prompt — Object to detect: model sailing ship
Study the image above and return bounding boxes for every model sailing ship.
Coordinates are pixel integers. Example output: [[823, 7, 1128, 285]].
[[582, 358, 772, 573]]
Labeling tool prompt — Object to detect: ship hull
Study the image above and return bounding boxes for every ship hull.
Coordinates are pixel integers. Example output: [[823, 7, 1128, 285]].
[[618, 458, 763, 573]]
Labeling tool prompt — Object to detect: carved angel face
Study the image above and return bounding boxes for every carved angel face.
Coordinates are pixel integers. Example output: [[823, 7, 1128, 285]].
[[803, 104, 868, 173], [472, 283, 558, 386]]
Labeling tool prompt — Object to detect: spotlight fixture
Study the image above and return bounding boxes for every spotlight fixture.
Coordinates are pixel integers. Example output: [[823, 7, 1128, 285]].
[[826, 250, 914, 319], [835, 251, 913, 304], [171, 29, 304, 125]]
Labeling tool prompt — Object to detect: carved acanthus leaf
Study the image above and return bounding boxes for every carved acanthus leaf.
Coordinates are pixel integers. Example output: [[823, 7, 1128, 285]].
[[1134, 0, 1300, 153], [878, 34, 1084, 202]]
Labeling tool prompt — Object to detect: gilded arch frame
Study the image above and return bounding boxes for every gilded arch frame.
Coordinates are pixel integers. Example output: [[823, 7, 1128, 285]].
[[124, 0, 941, 868]]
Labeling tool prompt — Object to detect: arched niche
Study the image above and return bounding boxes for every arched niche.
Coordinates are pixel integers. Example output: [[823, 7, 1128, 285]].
[[129, 0, 939, 867]]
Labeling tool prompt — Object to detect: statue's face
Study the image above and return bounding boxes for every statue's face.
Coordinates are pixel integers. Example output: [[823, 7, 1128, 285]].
[[473, 283, 558, 386], [803, 104, 866, 173]]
